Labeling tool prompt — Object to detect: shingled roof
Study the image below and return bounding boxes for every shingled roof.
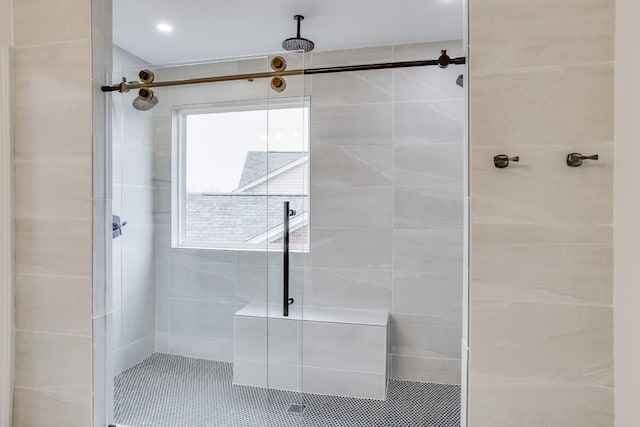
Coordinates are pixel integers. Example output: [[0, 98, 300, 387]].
[[185, 194, 307, 244], [185, 150, 309, 245], [237, 151, 307, 188]]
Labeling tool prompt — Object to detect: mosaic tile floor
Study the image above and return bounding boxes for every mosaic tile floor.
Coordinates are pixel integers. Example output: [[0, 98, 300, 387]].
[[114, 353, 460, 427]]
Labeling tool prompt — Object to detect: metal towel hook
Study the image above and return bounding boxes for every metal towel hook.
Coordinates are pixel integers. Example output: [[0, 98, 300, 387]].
[[494, 154, 520, 169], [566, 153, 599, 167]]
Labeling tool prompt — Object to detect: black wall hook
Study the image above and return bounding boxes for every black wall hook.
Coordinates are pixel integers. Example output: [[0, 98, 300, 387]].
[[494, 154, 520, 169], [567, 153, 599, 167]]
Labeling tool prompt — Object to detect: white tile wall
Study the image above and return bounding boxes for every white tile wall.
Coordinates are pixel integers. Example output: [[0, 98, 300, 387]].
[[111, 46, 156, 373], [148, 41, 464, 386], [468, 0, 615, 422], [309, 41, 464, 385]]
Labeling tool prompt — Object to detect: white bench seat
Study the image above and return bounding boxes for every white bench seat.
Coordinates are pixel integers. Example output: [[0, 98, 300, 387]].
[[233, 303, 389, 400]]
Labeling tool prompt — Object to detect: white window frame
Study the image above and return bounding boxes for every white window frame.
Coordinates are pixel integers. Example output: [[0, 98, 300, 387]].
[[171, 98, 310, 251]]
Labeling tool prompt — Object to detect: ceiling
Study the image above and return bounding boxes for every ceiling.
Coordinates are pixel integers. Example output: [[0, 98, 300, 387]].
[[113, 0, 464, 65]]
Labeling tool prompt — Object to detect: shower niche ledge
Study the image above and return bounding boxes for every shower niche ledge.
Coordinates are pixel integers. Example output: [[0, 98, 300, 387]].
[[233, 304, 390, 400]]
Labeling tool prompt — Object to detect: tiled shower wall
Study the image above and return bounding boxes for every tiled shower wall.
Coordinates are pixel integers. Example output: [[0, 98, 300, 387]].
[[0, 0, 12, 425], [308, 41, 464, 383], [11, 0, 96, 425], [614, 1, 640, 426], [112, 46, 156, 374], [468, 0, 615, 425], [150, 41, 465, 384]]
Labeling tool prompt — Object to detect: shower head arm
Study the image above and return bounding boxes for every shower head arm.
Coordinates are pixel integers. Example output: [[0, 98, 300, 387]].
[[295, 15, 303, 38]]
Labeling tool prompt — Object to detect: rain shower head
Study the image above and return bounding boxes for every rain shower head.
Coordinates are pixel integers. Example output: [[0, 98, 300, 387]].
[[133, 88, 158, 111], [282, 15, 315, 52]]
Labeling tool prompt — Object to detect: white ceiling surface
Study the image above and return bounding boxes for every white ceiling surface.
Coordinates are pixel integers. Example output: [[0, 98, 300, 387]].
[[113, 0, 464, 65]]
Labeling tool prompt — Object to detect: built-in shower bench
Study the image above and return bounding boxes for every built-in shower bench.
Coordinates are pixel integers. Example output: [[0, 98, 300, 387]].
[[233, 304, 389, 400]]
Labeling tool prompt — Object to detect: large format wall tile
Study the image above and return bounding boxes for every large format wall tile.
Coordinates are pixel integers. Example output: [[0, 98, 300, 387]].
[[121, 300, 155, 346], [262, 319, 301, 365], [121, 145, 154, 185], [167, 334, 233, 363], [394, 100, 465, 144], [468, 0, 615, 419], [303, 322, 387, 372], [15, 330, 92, 393], [393, 229, 463, 273], [121, 186, 154, 225], [122, 103, 155, 150], [393, 66, 463, 102], [394, 187, 464, 229], [468, 374, 613, 427], [391, 314, 461, 360], [311, 186, 393, 228], [15, 218, 92, 277], [312, 228, 393, 270], [310, 70, 392, 107], [14, 40, 92, 105], [121, 260, 155, 306], [471, 144, 613, 225], [13, 387, 92, 427], [121, 224, 155, 267], [469, 0, 614, 71], [311, 145, 393, 187], [471, 222, 612, 246], [470, 300, 613, 387], [169, 261, 236, 302], [13, 0, 91, 47], [15, 158, 92, 219], [14, 102, 93, 160], [392, 354, 461, 384], [310, 104, 393, 147], [393, 271, 462, 317], [310, 268, 392, 311], [119, 333, 155, 372], [471, 224, 612, 306], [168, 299, 236, 340], [15, 274, 92, 336], [12, 3, 96, 427], [470, 64, 613, 146], [394, 143, 464, 187], [303, 366, 385, 400], [233, 316, 269, 362]]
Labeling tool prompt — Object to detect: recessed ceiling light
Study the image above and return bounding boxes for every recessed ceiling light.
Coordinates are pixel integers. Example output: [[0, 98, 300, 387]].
[[157, 23, 173, 33]]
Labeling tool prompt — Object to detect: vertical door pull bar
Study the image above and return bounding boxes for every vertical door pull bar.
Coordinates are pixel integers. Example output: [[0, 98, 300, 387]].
[[283, 202, 296, 316]]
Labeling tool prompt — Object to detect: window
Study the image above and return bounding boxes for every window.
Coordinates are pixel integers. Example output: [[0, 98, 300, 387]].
[[172, 100, 309, 251]]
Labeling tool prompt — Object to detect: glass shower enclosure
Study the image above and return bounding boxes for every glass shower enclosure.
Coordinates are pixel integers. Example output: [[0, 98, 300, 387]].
[[112, 51, 309, 426], [108, 39, 466, 427]]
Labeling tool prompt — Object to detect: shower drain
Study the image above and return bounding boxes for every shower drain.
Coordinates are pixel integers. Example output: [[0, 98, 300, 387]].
[[286, 403, 307, 415]]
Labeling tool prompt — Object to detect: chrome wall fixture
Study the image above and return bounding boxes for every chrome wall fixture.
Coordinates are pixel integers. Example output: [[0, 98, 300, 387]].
[[566, 153, 599, 167], [112, 215, 127, 239], [494, 154, 520, 168]]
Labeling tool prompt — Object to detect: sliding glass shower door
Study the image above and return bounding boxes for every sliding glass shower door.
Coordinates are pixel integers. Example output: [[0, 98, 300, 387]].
[[113, 51, 308, 427]]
